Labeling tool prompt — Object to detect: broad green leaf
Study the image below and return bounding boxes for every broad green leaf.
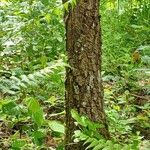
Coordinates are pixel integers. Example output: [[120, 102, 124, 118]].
[[12, 139, 26, 149], [27, 98, 41, 113], [49, 121, 65, 134], [113, 144, 122, 150], [26, 98, 44, 127], [32, 111, 44, 127], [32, 130, 45, 146], [32, 130, 45, 139], [1, 101, 20, 115]]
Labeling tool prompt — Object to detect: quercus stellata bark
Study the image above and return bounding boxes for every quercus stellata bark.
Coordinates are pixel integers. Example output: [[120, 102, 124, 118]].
[[62, 0, 110, 149]]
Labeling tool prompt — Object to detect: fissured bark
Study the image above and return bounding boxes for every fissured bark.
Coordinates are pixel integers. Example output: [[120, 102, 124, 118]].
[[63, 0, 110, 149]]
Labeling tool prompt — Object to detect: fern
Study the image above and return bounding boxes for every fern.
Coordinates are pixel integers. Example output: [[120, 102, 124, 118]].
[[71, 110, 141, 150], [74, 128, 139, 150], [0, 59, 67, 95]]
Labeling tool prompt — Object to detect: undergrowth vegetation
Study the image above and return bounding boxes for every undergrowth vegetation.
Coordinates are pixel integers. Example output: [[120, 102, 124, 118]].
[[0, 0, 149, 149]]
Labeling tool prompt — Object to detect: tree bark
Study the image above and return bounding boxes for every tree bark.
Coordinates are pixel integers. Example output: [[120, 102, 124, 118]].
[[63, 0, 110, 149]]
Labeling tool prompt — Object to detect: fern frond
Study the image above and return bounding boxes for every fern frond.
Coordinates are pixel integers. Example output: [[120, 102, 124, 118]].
[[0, 59, 67, 95]]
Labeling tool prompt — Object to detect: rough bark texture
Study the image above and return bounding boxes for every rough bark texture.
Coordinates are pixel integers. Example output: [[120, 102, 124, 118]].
[[63, 0, 109, 149]]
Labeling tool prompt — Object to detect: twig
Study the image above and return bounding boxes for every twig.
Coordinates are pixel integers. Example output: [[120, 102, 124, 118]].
[[130, 93, 150, 101]]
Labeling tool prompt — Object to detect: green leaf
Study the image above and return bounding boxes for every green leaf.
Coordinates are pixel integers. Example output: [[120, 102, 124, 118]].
[[49, 121, 65, 134], [56, 144, 65, 150], [93, 141, 105, 150], [42, 0, 49, 5], [47, 96, 57, 105], [71, 109, 87, 127], [32, 111, 44, 127], [122, 144, 131, 150], [105, 140, 114, 146], [72, 0, 77, 5], [1, 100, 21, 116], [2, 101, 16, 113], [74, 131, 88, 141], [86, 139, 99, 150], [93, 145, 104, 150], [26, 98, 44, 127], [102, 146, 111, 150], [12, 139, 26, 149], [32, 130, 45, 146], [63, 2, 69, 11], [86, 119, 104, 131], [32, 130, 45, 139], [84, 137, 95, 145], [21, 75, 30, 83], [27, 98, 41, 113]]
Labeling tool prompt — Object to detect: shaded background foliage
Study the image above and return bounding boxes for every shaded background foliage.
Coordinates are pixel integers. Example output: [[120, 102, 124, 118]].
[[0, 0, 150, 149]]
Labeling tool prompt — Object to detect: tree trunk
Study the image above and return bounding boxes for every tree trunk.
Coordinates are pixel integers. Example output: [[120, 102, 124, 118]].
[[63, 0, 110, 149]]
